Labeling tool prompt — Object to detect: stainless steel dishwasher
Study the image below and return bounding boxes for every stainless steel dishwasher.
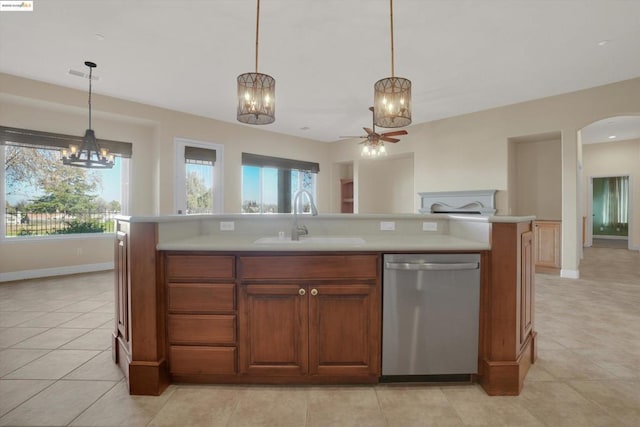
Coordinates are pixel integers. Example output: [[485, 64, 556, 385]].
[[382, 253, 480, 380]]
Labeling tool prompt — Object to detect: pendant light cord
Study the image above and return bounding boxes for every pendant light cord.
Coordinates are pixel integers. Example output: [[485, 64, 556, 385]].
[[390, 0, 395, 78], [88, 65, 93, 130], [255, 0, 260, 74]]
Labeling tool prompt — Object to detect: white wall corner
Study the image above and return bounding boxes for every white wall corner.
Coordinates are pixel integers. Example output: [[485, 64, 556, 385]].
[[560, 269, 580, 279], [0, 262, 114, 283]]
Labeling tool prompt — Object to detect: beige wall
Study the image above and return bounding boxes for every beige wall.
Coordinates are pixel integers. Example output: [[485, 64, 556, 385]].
[[582, 138, 640, 249], [357, 154, 414, 214], [2, 73, 640, 278], [512, 139, 562, 220]]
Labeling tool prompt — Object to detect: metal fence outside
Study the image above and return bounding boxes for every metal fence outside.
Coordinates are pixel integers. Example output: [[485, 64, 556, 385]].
[[4, 209, 119, 237]]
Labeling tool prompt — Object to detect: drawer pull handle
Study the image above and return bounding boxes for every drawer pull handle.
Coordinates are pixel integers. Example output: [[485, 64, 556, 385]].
[[298, 288, 306, 296], [310, 288, 318, 296]]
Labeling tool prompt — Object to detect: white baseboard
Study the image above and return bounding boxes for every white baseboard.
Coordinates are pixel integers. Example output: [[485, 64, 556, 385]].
[[0, 262, 114, 283], [560, 269, 580, 279]]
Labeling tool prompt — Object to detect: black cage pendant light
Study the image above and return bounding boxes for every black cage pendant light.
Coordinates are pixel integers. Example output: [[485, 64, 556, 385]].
[[61, 61, 114, 169], [237, 0, 275, 125], [374, 0, 412, 128]]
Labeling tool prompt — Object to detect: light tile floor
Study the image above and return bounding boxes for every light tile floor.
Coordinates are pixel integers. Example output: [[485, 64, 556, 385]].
[[0, 247, 638, 426]]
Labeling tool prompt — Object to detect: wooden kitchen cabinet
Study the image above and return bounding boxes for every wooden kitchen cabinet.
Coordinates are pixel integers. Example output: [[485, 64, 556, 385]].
[[534, 220, 561, 274], [112, 219, 168, 396], [238, 254, 380, 382], [479, 221, 537, 396], [165, 254, 238, 378]]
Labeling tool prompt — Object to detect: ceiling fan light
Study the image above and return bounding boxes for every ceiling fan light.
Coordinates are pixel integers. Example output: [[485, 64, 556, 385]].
[[374, 76, 412, 128]]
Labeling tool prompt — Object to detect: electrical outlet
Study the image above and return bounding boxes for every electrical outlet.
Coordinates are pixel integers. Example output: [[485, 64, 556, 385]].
[[219, 221, 235, 231], [422, 221, 438, 231], [380, 221, 396, 231]]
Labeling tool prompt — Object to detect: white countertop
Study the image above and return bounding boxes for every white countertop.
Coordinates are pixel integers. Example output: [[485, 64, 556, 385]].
[[117, 213, 535, 252], [156, 233, 490, 252]]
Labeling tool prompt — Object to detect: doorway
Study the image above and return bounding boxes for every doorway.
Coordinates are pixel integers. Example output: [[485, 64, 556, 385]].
[[587, 175, 631, 249]]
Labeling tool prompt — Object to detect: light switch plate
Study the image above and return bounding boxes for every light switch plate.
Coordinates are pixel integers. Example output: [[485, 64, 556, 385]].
[[380, 221, 396, 231], [422, 221, 438, 231], [219, 221, 235, 231]]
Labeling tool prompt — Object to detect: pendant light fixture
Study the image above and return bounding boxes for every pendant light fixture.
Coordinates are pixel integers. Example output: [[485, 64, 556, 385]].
[[373, 0, 412, 128], [61, 61, 114, 169], [237, 0, 275, 125]]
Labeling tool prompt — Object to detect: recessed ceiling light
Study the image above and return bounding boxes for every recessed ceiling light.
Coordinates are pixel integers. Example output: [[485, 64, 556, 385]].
[[597, 40, 610, 47], [608, 135, 617, 139], [95, 33, 105, 41], [300, 126, 310, 131]]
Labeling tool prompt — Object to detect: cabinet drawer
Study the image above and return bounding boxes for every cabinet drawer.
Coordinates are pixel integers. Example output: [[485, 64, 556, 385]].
[[170, 346, 236, 375], [166, 255, 235, 280], [168, 314, 236, 344], [168, 283, 235, 312], [239, 255, 378, 280]]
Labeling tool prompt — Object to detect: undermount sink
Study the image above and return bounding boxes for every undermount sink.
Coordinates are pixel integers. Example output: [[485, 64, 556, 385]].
[[253, 236, 366, 245]]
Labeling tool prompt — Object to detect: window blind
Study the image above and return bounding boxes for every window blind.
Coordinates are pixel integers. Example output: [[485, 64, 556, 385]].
[[185, 146, 216, 165], [0, 125, 133, 158], [241, 152, 319, 173]]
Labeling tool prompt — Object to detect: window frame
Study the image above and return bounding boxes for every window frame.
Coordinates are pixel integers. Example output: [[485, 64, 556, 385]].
[[241, 153, 318, 214], [173, 138, 224, 215], [1, 144, 130, 241]]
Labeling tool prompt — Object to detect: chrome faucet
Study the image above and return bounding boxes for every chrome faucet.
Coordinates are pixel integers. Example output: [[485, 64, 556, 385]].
[[292, 189, 318, 240]]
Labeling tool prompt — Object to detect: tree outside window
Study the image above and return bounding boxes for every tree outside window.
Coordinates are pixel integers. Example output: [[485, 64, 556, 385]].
[[4, 145, 124, 237]]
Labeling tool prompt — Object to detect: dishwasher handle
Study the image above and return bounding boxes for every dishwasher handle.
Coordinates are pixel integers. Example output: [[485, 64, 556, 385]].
[[385, 261, 479, 271]]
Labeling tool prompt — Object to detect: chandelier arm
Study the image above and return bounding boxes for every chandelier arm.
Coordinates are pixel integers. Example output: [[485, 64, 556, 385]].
[[255, 0, 260, 74]]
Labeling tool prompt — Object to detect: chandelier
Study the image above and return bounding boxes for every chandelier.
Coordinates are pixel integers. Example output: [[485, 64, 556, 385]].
[[237, 0, 275, 125], [373, 0, 412, 128], [61, 61, 114, 169]]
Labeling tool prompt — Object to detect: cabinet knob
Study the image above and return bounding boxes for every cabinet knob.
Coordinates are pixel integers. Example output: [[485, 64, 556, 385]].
[[298, 288, 306, 296], [310, 288, 318, 296]]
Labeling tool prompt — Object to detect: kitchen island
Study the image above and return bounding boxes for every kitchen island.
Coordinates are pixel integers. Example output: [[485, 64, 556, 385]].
[[112, 213, 536, 397]]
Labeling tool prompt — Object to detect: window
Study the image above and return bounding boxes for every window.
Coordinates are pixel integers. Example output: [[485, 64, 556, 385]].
[[241, 153, 318, 213], [174, 139, 224, 214], [1, 126, 130, 239]]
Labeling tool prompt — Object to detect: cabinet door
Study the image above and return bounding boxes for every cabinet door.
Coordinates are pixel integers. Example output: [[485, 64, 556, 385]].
[[534, 221, 561, 269], [238, 284, 308, 376], [308, 283, 380, 377], [115, 230, 129, 342], [520, 231, 534, 348]]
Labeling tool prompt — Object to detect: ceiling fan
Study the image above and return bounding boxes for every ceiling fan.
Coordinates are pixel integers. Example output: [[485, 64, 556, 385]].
[[340, 107, 408, 157]]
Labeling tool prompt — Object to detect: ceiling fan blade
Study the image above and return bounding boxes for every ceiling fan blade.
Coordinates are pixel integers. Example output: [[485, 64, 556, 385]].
[[339, 135, 366, 139], [380, 130, 408, 137], [381, 137, 400, 143], [363, 127, 374, 135]]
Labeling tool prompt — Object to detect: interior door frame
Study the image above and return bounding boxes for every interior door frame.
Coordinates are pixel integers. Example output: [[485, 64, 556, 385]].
[[586, 174, 632, 249], [173, 137, 224, 214]]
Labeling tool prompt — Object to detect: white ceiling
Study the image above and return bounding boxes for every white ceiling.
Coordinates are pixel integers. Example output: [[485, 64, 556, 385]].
[[1, 0, 640, 142]]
